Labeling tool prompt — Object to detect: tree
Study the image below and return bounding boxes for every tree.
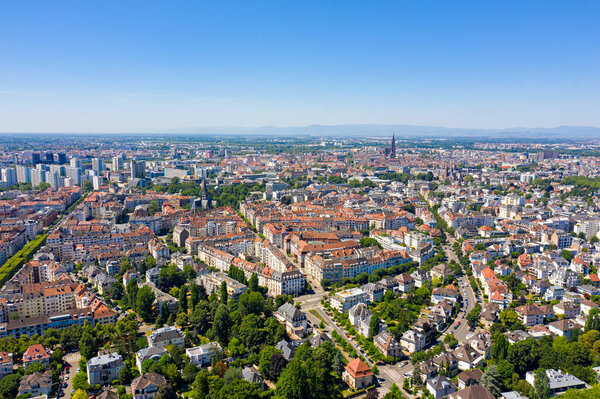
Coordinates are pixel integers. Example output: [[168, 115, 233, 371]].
[[466, 303, 481, 327], [366, 389, 379, 399], [369, 315, 380, 338], [491, 332, 509, 361], [189, 283, 201, 308], [178, 286, 188, 314], [222, 367, 243, 386], [259, 346, 279, 376], [561, 250, 574, 262], [213, 304, 231, 345], [214, 360, 227, 378], [155, 384, 177, 399], [110, 281, 124, 300], [217, 379, 262, 399], [333, 350, 345, 375], [155, 313, 164, 328], [560, 386, 600, 398], [533, 368, 551, 399], [71, 389, 87, 399], [157, 265, 185, 291], [25, 361, 46, 374], [360, 237, 382, 249], [135, 285, 156, 322], [119, 363, 134, 384], [248, 273, 259, 292], [220, 281, 228, 304], [443, 333, 458, 349], [183, 264, 196, 280], [411, 366, 423, 386], [126, 279, 139, 309], [499, 309, 523, 330], [82, 180, 93, 192], [193, 371, 209, 399], [238, 291, 264, 316], [0, 373, 22, 399], [481, 365, 502, 397], [276, 360, 305, 399], [147, 200, 161, 215], [386, 384, 404, 399], [269, 352, 288, 381], [72, 371, 90, 391], [584, 308, 600, 332], [79, 328, 96, 359]]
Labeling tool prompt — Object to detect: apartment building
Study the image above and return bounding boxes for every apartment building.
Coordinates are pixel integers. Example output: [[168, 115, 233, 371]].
[[87, 353, 124, 386], [330, 288, 369, 312]]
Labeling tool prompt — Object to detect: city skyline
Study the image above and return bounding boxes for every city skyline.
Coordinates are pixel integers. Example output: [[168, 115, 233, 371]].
[[1, 1, 600, 132]]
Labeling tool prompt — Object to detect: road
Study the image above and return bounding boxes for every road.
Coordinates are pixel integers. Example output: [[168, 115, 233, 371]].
[[62, 351, 81, 399], [295, 235, 475, 397], [300, 292, 411, 398], [440, 275, 478, 342], [439, 237, 480, 341]]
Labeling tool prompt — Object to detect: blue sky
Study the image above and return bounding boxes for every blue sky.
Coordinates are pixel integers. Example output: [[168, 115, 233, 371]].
[[1, 1, 599, 132]]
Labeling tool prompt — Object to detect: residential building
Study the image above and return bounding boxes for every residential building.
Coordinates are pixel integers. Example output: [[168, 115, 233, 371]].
[[343, 358, 374, 390], [275, 302, 309, 338], [374, 331, 402, 359], [18, 372, 52, 398], [427, 375, 456, 399], [544, 285, 565, 301], [147, 326, 185, 349], [515, 304, 549, 327], [199, 272, 247, 300], [135, 346, 168, 373], [525, 369, 586, 396], [23, 344, 51, 370], [330, 287, 369, 312], [131, 373, 167, 399], [186, 342, 223, 367], [275, 340, 296, 360], [242, 365, 264, 390], [87, 353, 125, 386], [401, 329, 426, 353], [0, 352, 13, 379], [548, 319, 580, 339], [348, 303, 373, 337], [450, 385, 495, 399], [456, 369, 483, 389]]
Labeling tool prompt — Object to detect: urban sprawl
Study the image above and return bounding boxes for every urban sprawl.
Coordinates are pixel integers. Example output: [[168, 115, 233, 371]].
[[0, 134, 600, 399]]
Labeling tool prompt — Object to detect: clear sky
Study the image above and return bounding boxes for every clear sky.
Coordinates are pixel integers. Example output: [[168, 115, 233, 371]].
[[1, 1, 599, 132]]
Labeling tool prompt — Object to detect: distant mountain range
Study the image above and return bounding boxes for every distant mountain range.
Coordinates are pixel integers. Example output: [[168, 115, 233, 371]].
[[160, 124, 600, 138]]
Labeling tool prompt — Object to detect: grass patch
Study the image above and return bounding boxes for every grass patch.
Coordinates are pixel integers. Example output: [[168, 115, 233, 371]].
[[309, 309, 325, 324]]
